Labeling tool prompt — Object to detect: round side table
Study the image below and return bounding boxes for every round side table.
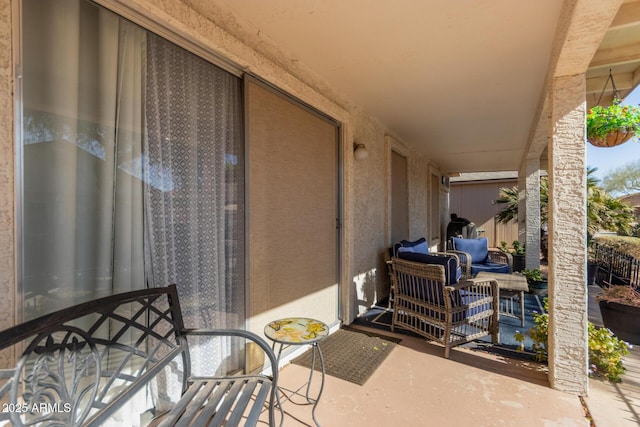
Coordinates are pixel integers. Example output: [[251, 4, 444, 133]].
[[264, 317, 329, 427]]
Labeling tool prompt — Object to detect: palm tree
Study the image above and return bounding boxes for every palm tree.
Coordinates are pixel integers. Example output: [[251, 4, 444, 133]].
[[495, 175, 548, 225], [496, 168, 634, 240], [587, 186, 634, 239], [495, 185, 519, 224]]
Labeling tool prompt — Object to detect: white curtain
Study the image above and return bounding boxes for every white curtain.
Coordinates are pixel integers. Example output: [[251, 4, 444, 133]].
[[22, 0, 245, 413], [143, 33, 245, 376], [22, 0, 145, 319]]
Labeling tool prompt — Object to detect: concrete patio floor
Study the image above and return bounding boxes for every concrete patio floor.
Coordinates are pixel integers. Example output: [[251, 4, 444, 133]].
[[264, 283, 640, 426], [583, 284, 640, 427], [270, 325, 589, 426]]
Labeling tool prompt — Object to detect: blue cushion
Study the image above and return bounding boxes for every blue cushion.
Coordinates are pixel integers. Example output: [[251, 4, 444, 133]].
[[452, 237, 488, 263], [397, 252, 461, 285], [399, 237, 429, 255], [459, 290, 492, 321], [470, 262, 511, 276]]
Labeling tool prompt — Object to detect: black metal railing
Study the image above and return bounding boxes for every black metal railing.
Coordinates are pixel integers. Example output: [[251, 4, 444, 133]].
[[592, 242, 640, 290]]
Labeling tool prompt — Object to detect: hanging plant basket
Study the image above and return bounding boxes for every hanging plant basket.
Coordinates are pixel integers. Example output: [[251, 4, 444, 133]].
[[587, 100, 640, 148], [588, 129, 635, 148], [587, 71, 640, 148]]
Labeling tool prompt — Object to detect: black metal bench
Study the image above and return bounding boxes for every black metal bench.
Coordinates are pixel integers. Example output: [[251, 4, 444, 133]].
[[0, 284, 279, 426]]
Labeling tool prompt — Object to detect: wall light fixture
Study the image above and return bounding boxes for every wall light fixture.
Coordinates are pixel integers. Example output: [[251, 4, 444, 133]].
[[354, 142, 368, 160]]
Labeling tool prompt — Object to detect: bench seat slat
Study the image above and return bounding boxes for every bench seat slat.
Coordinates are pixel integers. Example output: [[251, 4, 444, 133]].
[[157, 381, 208, 427], [153, 377, 273, 427], [159, 380, 231, 427], [187, 380, 234, 425], [226, 379, 259, 425], [236, 379, 272, 426], [172, 379, 220, 427], [209, 379, 246, 426]]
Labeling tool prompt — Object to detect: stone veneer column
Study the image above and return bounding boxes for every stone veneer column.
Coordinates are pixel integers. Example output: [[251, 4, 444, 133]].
[[547, 74, 588, 395], [517, 170, 526, 245], [0, 0, 15, 369], [524, 158, 541, 270]]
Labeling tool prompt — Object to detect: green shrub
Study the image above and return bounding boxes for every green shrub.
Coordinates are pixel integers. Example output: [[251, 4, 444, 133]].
[[514, 298, 630, 382], [589, 323, 630, 382], [592, 235, 640, 259]]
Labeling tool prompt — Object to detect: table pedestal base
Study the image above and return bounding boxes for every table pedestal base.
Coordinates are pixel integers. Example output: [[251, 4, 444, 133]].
[[274, 343, 325, 427]]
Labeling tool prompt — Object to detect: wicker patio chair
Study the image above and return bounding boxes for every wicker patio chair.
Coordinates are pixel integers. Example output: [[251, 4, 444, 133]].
[[386, 239, 463, 309], [390, 257, 499, 358]]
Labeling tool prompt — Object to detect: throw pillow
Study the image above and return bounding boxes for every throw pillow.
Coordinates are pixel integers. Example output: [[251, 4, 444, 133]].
[[397, 252, 460, 285], [399, 237, 429, 255], [452, 237, 489, 263]]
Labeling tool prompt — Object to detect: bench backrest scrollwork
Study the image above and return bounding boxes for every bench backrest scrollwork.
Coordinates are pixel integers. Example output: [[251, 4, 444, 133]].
[[0, 285, 188, 427]]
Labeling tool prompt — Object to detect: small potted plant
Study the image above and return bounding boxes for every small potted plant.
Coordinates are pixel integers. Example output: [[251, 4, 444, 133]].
[[521, 268, 547, 295], [499, 240, 525, 272], [596, 285, 640, 344], [522, 268, 546, 286], [587, 99, 640, 147]]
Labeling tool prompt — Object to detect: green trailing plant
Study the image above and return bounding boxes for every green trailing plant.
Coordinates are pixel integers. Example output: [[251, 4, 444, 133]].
[[514, 298, 630, 382], [587, 99, 640, 146], [588, 323, 630, 383]]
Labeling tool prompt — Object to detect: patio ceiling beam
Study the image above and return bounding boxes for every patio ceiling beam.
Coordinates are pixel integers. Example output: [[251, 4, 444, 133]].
[[553, 0, 624, 77], [586, 71, 635, 107], [586, 72, 633, 94], [610, 0, 640, 30], [524, 96, 549, 161], [589, 41, 640, 69], [585, 0, 640, 107]]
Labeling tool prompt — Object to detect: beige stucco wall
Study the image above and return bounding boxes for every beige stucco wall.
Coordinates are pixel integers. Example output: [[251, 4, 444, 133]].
[[0, 0, 15, 368], [0, 0, 441, 338], [349, 107, 388, 316], [408, 152, 431, 242]]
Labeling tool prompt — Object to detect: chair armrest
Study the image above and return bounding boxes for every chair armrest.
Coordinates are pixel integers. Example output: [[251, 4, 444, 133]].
[[386, 259, 395, 281], [447, 277, 498, 295], [447, 250, 472, 278], [445, 278, 499, 310], [431, 251, 458, 261], [488, 250, 513, 271], [182, 328, 279, 378], [430, 251, 464, 279]]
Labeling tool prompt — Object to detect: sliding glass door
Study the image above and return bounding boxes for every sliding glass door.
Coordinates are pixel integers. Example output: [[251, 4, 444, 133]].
[[20, 0, 245, 344], [22, 0, 146, 318]]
